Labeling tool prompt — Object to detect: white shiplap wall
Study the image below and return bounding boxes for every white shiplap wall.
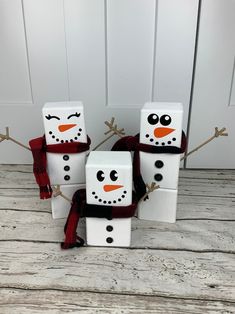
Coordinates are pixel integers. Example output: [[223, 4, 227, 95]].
[[187, 0, 235, 168], [0, 0, 199, 164]]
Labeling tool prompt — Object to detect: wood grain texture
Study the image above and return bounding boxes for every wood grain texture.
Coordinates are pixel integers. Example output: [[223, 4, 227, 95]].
[[0, 241, 235, 302], [1, 211, 234, 252], [1, 288, 234, 314], [0, 165, 234, 312]]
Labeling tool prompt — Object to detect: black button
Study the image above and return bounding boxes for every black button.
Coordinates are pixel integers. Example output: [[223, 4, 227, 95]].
[[63, 155, 69, 161], [64, 175, 70, 181], [106, 225, 113, 232], [64, 165, 70, 171], [154, 173, 163, 181], [106, 237, 113, 243], [155, 160, 164, 168]]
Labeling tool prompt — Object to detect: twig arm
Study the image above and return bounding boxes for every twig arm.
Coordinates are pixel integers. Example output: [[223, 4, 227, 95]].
[[138, 182, 160, 204], [92, 117, 125, 151], [0, 127, 31, 151], [92, 133, 115, 151], [53, 185, 72, 204], [181, 127, 228, 161]]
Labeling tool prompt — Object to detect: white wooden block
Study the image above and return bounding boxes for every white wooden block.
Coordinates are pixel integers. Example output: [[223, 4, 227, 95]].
[[47, 152, 87, 185], [86, 151, 133, 247], [42, 101, 87, 145], [138, 188, 178, 223], [140, 152, 181, 189], [51, 184, 84, 219], [86, 218, 131, 247], [140, 102, 183, 148], [86, 151, 132, 206]]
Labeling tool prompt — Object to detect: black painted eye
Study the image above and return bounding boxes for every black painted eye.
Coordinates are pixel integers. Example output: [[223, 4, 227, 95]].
[[45, 114, 60, 120], [160, 114, 171, 126], [147, 114, 159, 125], [97, 170, 105, 182], [67, 112, 81, 119], [110, 170, 118, 181]]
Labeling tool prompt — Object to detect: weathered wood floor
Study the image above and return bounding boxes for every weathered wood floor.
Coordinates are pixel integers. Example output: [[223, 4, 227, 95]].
[[0, 165, 234, 313]]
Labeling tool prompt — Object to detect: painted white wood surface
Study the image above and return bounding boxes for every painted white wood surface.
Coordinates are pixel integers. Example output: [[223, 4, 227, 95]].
[[107, 0, 155, 107], [0, 0, 198, 164], [23, 0, 69, 102], [64, 0, 106, 105], [0, 0, 32, 104], [0, 165, 234, 312], [187, 0, 235, 168], [153, 0, 199, 132]]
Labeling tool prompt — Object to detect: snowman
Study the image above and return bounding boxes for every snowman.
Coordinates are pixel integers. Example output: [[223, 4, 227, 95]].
[[29, 101, 90, 219], [138, 102, 185, 223], [86, 151, 134, 246], [62, 151, 138, 248], [112, 102, 186, 223]]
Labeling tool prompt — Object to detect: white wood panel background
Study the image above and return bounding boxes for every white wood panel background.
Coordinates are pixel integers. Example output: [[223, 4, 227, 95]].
[[153, 0, 199, 132], [0, 0, 32, 103], [187, 0, 235, 168], [0, 0, 203, 166], [107, 0, 155, 107]]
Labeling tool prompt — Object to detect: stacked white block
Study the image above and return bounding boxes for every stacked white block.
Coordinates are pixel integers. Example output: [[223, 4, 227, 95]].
[[86, 151, 133, 247], [138, 102, 183, 223], [42, 101, 88, 219]]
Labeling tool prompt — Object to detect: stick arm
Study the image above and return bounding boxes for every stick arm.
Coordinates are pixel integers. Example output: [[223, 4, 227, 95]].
[[0, 127, 31, 151], [181, 127, 228, 162]]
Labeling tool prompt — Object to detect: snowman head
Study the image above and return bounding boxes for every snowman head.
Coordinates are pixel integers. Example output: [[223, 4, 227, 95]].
[[42, 101, 87, 144], [140, 102, 183, 148], [86, 151, 132, 206]]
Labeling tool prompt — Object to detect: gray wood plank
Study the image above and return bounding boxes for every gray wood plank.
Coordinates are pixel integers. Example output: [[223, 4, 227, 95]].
[[0, 189, 50, 212], [1, 211, 235, 252], [180, 169, 235, 180], [0, 242, 234, 302], [177, 195, 235, 220], [0, 165, 36, 189], [178, 178, 235, 198], [1, 288, 234, 314]]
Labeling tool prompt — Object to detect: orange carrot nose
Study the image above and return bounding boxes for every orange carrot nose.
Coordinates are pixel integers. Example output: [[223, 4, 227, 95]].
[[58, 124, 77, 132], [103, 184, 123, 192], [154, 127, 175, 138]]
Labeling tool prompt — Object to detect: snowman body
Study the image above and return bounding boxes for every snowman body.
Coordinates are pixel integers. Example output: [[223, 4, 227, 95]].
[[42, 101, 88, 219], [138, 102, 183, 223], [86, 151, 132, 247]]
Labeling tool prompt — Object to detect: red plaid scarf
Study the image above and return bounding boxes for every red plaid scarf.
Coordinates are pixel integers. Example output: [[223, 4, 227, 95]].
[[61, 189, 138, 249], [112, 132, 187, 200], [29, 135, 91, 199]]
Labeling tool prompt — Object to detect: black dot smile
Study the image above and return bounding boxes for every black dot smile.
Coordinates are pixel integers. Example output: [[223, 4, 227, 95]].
[[92, 190, 127, 204], [49, 129, 82, 143], [145, 133, 177, 146]]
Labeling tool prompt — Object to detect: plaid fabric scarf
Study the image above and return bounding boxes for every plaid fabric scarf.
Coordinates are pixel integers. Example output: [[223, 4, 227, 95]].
[[29, 135, 91, 199]]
